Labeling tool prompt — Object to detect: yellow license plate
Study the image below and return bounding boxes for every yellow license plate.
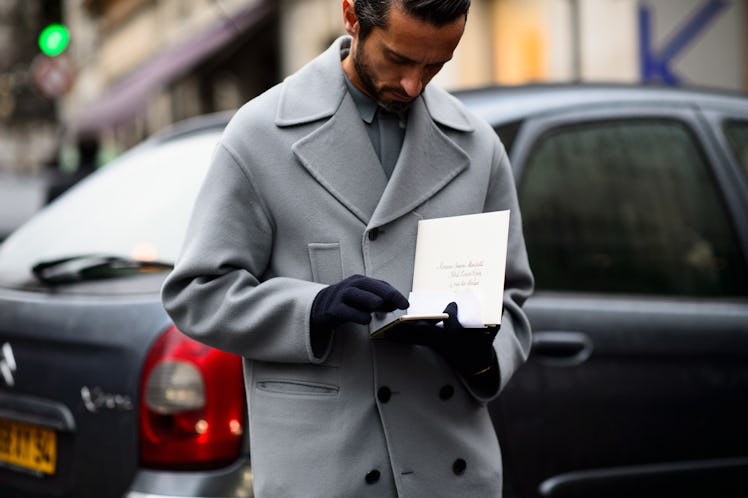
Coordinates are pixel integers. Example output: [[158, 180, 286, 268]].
[[0, 418, 57, 475]]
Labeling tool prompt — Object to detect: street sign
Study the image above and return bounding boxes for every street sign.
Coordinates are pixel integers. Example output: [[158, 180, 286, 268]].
[[31, 54, 76, 99]]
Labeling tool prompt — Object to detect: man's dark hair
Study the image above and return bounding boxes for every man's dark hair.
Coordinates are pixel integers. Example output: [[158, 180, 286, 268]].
[[354, 0, 470, 40]]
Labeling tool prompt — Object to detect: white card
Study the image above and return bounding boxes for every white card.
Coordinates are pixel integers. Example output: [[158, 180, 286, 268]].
[[407, 290, 484, 328]]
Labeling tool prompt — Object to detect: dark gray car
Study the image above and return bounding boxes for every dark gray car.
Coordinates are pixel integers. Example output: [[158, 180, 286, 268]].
[[0, 114, 253, 497], [0, 173, 49, 242], [0, 85, 746, 497], [458, 84, 748, 498]]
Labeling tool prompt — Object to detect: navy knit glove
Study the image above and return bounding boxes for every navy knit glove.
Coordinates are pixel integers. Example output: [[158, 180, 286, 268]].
[[394, 302, 498, 378], [311, 274, 409, 332], [435, 302, 498, 377]]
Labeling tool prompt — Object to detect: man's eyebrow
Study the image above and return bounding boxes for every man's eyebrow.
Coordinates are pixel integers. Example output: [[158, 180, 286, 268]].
[[384, 46, 416, 63], [384, 46, 451, 65]]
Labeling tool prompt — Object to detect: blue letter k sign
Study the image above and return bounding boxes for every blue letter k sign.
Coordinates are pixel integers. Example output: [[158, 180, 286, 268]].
[[639, 0, 729, 85]]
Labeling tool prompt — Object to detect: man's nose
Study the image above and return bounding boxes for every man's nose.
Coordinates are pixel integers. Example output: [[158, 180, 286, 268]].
[[400, 68, 424, 98]]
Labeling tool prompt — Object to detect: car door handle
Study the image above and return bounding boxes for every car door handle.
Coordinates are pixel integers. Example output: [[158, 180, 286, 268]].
[[531, 331, 593, 366]]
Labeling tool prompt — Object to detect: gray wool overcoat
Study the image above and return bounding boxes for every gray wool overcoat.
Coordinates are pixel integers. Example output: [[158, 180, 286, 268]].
[[162, 36, 534, 498]]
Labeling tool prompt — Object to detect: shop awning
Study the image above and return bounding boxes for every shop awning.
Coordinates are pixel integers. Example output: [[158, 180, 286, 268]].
[[73, 0, 273, 136]]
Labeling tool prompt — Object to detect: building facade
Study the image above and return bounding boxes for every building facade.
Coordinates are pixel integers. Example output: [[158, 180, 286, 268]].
[[0, 0, 61, 175], [60, 0, 278, 166], [1, 0, 746, 176]]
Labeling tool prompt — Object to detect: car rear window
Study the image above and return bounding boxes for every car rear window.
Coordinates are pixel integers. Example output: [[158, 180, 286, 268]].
[[0, 131, 219, 287], [724, 119, 748, 180], [518, 119, 748, 297]]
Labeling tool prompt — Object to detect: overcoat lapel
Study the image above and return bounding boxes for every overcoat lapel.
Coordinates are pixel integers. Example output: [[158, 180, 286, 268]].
[[279, 36, 476, 228], [291, 96, 388, 226], [279, 37, 387, 225], [369, 95, 471, 229]]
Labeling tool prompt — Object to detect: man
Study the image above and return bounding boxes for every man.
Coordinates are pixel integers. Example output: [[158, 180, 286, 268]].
[[161, 0, 534, 496]]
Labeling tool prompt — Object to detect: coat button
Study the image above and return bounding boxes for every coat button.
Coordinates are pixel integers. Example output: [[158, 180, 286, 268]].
[[453, 458, 467, 476], [365, 469, 380, 484], [439, 385, 455, 400], [377, 386, 391, 403], [368, 228, 380, 241]]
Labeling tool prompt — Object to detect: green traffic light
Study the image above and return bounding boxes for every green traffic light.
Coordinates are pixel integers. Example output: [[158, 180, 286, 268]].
[[38, 23, 70, 57]]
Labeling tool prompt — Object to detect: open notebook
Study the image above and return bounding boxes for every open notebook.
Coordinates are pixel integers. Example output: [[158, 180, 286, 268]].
[[371, 210, 510, 339]]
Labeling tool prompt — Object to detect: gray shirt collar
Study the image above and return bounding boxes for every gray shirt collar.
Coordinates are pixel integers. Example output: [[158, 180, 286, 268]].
[[342, 72, 378, 124]]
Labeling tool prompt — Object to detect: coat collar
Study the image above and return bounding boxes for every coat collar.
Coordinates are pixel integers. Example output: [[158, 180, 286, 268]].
[[276, 36, 474, 133], [285, 36, 475, 227]]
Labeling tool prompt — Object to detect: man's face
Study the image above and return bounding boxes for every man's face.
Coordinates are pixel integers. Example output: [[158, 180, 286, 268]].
[[343, 2, 466, 112]]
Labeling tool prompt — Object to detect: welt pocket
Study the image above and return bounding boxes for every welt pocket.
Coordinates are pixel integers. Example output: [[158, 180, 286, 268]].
[[308, 242, 343, 285], [255, 378, 340, 396]]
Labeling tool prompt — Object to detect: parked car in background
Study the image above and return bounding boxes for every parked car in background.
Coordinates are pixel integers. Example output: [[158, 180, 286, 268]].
[[0, 113, 250, 498], [458, 84, 748, 498], [0, 173, 49, 243], [0, 167, 93, 244], [0, 85, 746, 497]]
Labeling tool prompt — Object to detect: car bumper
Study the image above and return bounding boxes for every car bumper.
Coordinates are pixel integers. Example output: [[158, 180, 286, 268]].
[[124, 459, 253, 498]]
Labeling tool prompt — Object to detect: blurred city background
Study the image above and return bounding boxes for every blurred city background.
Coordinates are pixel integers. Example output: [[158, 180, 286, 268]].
[[0, 5, 746, 495], [0, 0, 745, 205]]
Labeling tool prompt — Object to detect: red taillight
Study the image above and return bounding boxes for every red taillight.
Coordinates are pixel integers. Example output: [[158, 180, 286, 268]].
[[139, 325, 245, 469]]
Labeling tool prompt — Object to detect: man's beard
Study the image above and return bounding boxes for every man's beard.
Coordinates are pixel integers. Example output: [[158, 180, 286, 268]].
[[353, 42, 413, 113]]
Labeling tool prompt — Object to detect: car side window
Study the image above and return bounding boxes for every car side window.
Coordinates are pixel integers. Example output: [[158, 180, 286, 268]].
[[723, 119, 748, 179], [495, 121, 522, 156], [518, 119, 748, 296]]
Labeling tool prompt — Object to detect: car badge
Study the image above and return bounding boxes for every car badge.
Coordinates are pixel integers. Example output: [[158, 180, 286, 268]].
[[80, 386, 133, 413], [1, 342, 16, 387]]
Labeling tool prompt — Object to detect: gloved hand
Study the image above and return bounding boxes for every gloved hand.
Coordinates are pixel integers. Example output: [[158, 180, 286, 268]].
[[401, 302, 499, 378], [311, 274, 409, 333], [437, 302, 499, 377]]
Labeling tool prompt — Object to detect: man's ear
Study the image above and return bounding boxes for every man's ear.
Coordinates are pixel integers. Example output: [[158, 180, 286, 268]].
[[342, 0, 359, 36]]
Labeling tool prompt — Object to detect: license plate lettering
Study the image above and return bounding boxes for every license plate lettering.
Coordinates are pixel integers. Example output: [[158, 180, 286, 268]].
[[0, 419, 57, 475]]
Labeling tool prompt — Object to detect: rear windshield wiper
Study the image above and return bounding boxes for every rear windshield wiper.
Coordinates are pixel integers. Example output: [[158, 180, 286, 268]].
[[32, 254, 173, 284]]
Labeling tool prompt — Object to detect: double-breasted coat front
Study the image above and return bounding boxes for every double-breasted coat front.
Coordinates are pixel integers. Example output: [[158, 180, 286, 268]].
[[161, 36, 534, 498]]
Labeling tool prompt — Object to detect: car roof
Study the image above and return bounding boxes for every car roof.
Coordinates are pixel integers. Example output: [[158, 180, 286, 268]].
[[141, 84, 748, 143], [148, 109, 235, 145], [454, 83, 748, 125]]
